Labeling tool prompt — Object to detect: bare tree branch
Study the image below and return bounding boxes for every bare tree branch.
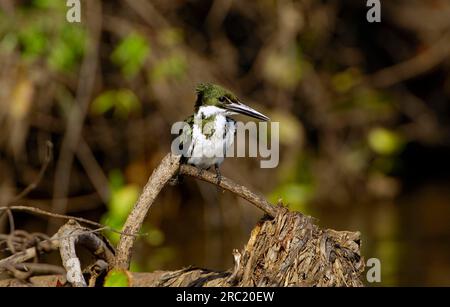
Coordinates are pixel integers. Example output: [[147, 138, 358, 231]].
[[56, 220, 115, 287], [0, 206, 137, 236], [179, 164, 278, 218], [369, 31, 450, 88], [114, 153, 182, 269], [114, 153, 279, 270]]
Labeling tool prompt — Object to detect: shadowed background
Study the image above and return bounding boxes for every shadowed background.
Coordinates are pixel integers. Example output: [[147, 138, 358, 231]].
[[1, 0, 450, 286]]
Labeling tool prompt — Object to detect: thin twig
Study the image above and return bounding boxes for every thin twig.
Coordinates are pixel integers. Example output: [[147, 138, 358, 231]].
[[368, 31, 450, 88], [14, 263, 66, 276], [179, 164, 278, 218], [11, 141, 53, 203], [76, 137, 110, 203], [0, 141, 53, 221], [0, 206, 103, 229], [6, 208, 14, 234], [0, 206, 137, 237]]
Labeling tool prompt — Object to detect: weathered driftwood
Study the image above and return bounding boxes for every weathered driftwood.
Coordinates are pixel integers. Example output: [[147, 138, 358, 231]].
[[0, 153, 365, 287], [129, 208, 364, 287]]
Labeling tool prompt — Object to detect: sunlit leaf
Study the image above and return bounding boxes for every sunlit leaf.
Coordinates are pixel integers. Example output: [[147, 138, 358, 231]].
[[32, 0, 65, 10], [0, 33, 18, 54], [91, 91, 115, 115], [108, 169, 125, 191], [111, 33, 150, 78], [158, 28, 183, 47], [101, 170, 140, 244], [104, 269, 130, 287], [150, 53, 187, 81], [91, 89, 140, 118], [331, 68, 361, 93], [269, 183, 313, 213], [368, 127, 405, 156], [47, 25, 85, 72], [100, 213, 122, 244], [19, 26, 47, 60], [144, 226, 165, 246], [269, 110, 303, 146], [130, 261, 143, 273], [263, 46, 303, 89], [114, 89, 141, 118], [108, 185, 140, 222]]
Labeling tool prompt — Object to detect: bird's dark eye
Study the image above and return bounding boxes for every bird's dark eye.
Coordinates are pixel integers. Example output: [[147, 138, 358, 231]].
[[219, 96, 226, 102]]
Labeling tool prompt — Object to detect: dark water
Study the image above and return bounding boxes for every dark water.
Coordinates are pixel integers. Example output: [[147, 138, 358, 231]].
[[310, 182, 450, 286], [150, 181, 450, 286]]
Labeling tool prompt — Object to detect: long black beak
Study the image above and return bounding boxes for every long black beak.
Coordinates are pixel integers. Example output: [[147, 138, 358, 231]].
[[225, 101, 270, 121]]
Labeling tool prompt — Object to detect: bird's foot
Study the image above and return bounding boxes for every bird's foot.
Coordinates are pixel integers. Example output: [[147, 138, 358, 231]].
[[196, 166, 204, 177], [214, 164, 222, 185], [169, 175, 180, 186], [169, 170, 183, 186]]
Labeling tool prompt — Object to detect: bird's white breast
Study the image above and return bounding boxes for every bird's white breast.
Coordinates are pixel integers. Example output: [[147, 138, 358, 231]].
[[187, 106, 235, 169]]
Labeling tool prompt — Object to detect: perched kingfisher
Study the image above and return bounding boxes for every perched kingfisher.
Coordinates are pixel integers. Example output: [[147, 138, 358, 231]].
[[177, 83, 270, 183]]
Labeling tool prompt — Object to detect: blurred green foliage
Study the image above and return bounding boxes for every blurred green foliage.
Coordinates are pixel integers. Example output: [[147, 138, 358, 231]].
[[47, 25, 85, 72], [332, 68, 361, 93], [103, 269, 130, 287], [263, 45, 303, 89], [101, 170, 140, 244], [91, 89, 141, 119], [353, 88, 394, 115], [270, 183, 314, 213], [270, 154, 315, 214], [32, 0, 65, 10], [111, 33, 150, 78], [0, 1, 85, 72], [18, 26, 47, 60], [368, 127, 405, 156], [150, 52, 187, 82], [100, 170, 172, 272], [143, 225, 165, 247], [158, 28, 184, 47], [145, 247, 176, 272]]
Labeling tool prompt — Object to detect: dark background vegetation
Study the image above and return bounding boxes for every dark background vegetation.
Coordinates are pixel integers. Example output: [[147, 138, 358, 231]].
[[1, 0, 450, 286]]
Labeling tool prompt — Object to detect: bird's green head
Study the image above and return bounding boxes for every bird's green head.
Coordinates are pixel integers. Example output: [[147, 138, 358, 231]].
[[194, 83, 269, 121], [195, 83, 238, 109]]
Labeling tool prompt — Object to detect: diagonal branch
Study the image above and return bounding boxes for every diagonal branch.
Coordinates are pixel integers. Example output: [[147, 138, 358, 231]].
[[179, 164, 278, 218], [369, 31, 450, 88], [114, 153, 182, 269], [114, 153, 279, 270]]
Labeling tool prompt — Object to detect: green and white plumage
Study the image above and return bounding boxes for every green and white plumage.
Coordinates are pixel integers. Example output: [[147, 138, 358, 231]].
[[181, 106, 236, 169]]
